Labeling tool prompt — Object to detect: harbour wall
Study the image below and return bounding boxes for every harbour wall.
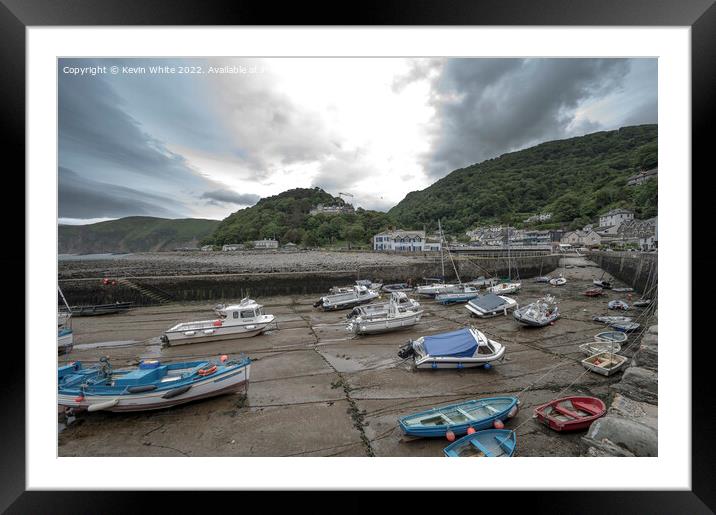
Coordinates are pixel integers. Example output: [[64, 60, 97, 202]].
[[587, 251, 658, 294], [58, 254, 561, 306]]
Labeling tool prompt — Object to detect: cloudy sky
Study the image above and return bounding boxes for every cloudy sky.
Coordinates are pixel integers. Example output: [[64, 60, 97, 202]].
[[58, 57, 657, 224]]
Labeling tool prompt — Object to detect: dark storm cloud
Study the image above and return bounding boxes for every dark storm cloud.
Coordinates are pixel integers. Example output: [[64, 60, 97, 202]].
[[200, 190, 260, 206], [421, 58, 650, 178], [59, 70, 202, 184], [58, 167, 182, 219]]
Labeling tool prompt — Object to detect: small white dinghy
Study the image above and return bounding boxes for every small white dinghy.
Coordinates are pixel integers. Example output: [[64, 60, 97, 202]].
[[581, 351, 628, 376], [579, 341, 622, 356], [161, 298, 275, 345], [549, 276, 567, 286], [608, 300, 629, 310], [487, 282, 522, 295], [346, 292, 423, 335]]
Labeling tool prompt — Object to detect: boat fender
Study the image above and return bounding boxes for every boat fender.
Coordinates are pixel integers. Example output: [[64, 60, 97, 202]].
[[162, 385, 192, 399], [197, 364, 218, 377], [87, 398, 119, 412], [127, 384, 158, 393]]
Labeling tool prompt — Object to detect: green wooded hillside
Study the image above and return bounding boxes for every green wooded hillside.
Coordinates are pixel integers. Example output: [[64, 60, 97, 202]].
[[388, 124, 657, 234], [206, 187, 394, 248]]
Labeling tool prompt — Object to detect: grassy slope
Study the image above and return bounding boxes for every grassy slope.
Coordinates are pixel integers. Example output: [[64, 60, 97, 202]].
[[58, 216, 221, 253]]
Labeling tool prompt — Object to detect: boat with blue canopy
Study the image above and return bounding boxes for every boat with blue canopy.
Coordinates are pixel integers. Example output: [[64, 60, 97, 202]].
[[398, 327, 506, 369], [399, 396, 519, 437], [58, 355, 251, 412], [443, 429, 516, 457]]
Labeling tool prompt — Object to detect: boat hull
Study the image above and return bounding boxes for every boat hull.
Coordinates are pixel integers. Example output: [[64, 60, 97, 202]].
[[414, 347, 506, 369], [348, 312, 423, 335], [163, 323, 271, 345], [581, 352, 628, 376], [443, 429, 516, 457], [400, 397, 519, 437], [533, 396, 606, 432], [58, 364, 250, 412]]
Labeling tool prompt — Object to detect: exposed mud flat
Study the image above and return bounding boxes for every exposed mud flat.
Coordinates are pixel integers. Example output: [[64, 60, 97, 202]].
[[58, 256, 657, 457]]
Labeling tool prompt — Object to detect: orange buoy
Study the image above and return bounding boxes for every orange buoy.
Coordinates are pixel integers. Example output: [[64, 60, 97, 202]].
[[212, 320, 222, 327], [446, 430, 456, 442], [467, 427, 476, 435], [220, 355, 228, 363], [493, 419, 505, 429]]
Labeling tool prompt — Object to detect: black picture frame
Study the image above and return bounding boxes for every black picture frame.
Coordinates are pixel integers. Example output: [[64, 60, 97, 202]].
[[3, 0, 711, 512]]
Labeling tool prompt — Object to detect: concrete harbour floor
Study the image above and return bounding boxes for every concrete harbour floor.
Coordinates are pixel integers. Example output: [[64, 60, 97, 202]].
[[58, 256, 656, 457]]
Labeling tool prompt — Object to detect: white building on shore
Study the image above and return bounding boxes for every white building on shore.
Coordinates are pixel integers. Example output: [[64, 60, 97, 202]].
[[253, 239, 279, 249], [373, 229, 441, 252], [599, 208, 634, 229]]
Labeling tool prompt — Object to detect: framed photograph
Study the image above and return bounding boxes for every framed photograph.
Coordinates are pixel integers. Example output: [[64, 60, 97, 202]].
[[5, 0, 711, 511]]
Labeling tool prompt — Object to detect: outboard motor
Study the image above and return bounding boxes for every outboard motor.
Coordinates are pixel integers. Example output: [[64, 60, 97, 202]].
[[346, 307, 360, 319], [397, 342, 415, 359], [313, 298, 324, 308]]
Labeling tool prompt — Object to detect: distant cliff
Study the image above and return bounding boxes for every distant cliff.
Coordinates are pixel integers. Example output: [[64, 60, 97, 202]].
[[58, 216, 221, 254]]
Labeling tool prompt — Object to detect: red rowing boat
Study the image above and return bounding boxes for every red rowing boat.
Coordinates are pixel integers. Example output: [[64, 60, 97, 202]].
[[584, 288, 604, 297], [533, 396, 606, 432]]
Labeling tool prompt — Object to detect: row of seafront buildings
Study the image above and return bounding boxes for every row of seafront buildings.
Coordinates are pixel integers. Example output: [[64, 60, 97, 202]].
[[561, 209, 657, 251]]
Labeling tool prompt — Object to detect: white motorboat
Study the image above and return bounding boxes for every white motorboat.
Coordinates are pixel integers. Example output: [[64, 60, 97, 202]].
[[435, 285, 481, 304], [513, 295, 559, 327], [487, 282, 522, 295], [399, 327, 506, 369], [314, 284, 379, 311], [608, 300, 629, 310], [415, 281, 462, 297], [355, 279, 384, 290], [161, 298, 275, 345], [464, 276, 499, 288], [465, 293, 518, 318], [347, 292, 423, 335]]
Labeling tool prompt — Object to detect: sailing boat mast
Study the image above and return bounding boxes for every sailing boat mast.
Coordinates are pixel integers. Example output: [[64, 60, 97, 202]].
[[507, 225, 511, 280], [438, 219, 445, 280], [439, 219, 462, 285]]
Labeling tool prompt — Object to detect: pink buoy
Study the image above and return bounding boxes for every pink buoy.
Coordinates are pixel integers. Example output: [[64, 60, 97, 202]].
[[213, 320, 222, 327], [493, 419, 505, 429], [220, 355, 228, 363], [466, 427, 476, 435], [446, 430, 456, 442]]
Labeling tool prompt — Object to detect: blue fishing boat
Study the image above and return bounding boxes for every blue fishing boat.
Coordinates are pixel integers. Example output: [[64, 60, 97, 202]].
[[398, 396, 519, 437], [443, 429, 516, 457], [58, 355, 251, 412]]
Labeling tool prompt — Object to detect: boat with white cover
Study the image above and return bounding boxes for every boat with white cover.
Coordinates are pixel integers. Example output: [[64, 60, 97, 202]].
[[487, 282, 522, 295], [161, 298, 275, 345], [314, 284, 379, 311], [398, 327, 506, 369], [513, 295, 559, 327], [593, 315, 640, 332], [346, 292, 423, 335], [465, 293, 518, 318]]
